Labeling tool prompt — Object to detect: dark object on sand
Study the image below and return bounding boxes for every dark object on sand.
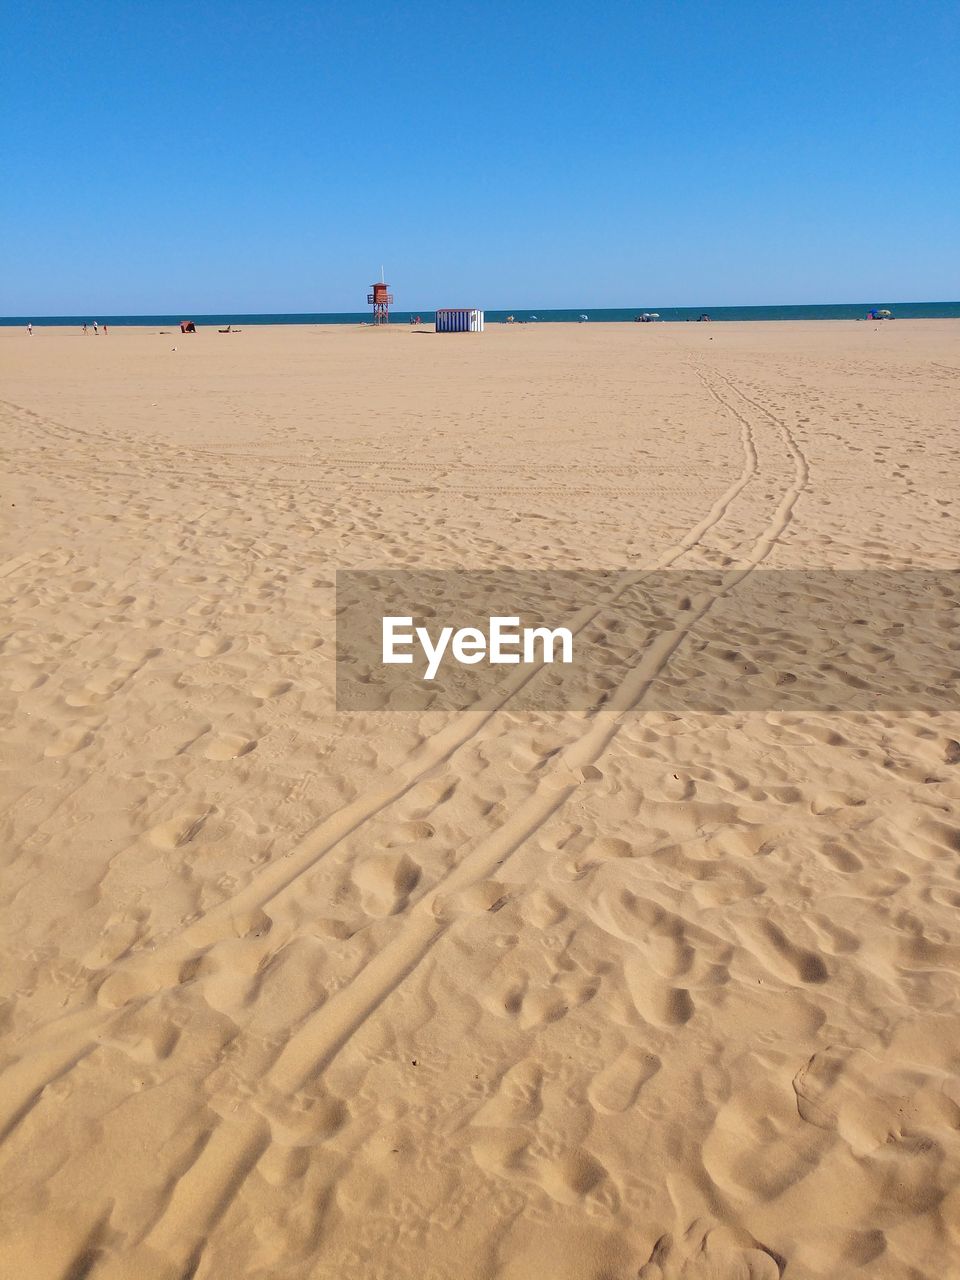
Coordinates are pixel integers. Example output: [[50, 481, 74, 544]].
[[180, 321, 196, 333], [218, 325, 241, 333]]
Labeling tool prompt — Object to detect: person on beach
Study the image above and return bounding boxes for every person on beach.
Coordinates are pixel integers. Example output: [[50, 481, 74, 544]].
[[27, 322, 33, 335], [82, 323, 88, 334], [103, 324, 108, 335], [93, 321, 99, 335]]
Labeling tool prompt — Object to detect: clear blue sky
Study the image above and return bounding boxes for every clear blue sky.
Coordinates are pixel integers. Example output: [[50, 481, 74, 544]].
[[2, 1, 957, 313]]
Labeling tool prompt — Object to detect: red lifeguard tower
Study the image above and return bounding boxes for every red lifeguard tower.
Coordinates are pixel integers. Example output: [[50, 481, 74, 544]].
[[367, 273, 393, 325]]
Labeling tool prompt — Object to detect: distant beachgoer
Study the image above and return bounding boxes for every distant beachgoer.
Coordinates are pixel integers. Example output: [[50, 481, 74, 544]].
[[83, 323, 88, 334], [93, 321, 99, 335], [27, 323, 33, 336], [103, 324, 108, 335]]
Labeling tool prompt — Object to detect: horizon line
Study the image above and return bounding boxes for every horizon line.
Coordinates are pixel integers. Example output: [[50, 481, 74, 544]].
[[3, 297, 960, 323]]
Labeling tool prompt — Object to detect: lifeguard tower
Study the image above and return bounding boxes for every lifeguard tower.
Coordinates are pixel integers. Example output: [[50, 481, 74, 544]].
[[367, 273, 393, 325]]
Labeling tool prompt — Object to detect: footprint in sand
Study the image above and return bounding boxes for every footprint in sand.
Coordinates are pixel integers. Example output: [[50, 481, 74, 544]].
[[587, 1047, 661, 1113], [757, 921, 829, 984], [433, 879, 510, 920], [817, 840, 863, 873], [470, 1127, 533, 1182], [382, 820, 435, 847], [399, 775, 459, 819], [555, 835, 636, 880], [255, 1086, 349, 1147], [472, 1059, 543, 1127], [624, 958, 695, 1026], [635, 981, 695, 1027], [103, 1004, 182, 1063], [259, 1146, 311, 1188], [352, 852, 421, 916], [251, 679, 293, 698], [148, 807, 213, 850], [82, 916, 147, 968], [703, 1069, 824, 1204], [537, 1149, 610, 1205], [638, 1219, 783, 1279], [482, 970, 598, 1029], [204, 734, 257, 760], [793, 1045, 960, 1157], [483, 976, 528, 1020], [521, 889, 567, 930], [44, 726, 94, 757], [6, 663, 48, 691], [518, 988, 575, 1029], [194, 634, 232, 657]]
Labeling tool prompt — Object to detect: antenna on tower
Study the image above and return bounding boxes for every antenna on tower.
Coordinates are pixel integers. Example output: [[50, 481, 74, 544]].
[[380, 264, 385, 283]]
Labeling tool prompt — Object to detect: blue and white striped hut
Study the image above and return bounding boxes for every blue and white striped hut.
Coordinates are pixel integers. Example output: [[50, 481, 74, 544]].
[[435, 308, 484, 333]]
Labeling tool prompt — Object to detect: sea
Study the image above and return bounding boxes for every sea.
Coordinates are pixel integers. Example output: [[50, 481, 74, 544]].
[[3, 302, 959, 327]]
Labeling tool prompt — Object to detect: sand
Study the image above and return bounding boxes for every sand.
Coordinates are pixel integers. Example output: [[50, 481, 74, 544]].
[[1, 319, 959, 1279]]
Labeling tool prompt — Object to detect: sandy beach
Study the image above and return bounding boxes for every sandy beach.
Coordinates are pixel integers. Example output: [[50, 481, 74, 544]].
[[2, 319, 960, 1279]]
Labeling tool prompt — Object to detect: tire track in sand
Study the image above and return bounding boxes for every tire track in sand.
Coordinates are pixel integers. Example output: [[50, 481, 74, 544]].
[[0, 363, 763, 1149], [117, 366, 808, 1278]]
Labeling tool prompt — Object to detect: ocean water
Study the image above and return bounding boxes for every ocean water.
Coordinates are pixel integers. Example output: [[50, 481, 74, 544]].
[[3, 302, 959, 327]]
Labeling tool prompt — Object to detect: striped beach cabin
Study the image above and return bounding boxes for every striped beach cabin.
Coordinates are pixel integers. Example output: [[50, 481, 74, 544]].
[[435, 308, 484, 333]]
